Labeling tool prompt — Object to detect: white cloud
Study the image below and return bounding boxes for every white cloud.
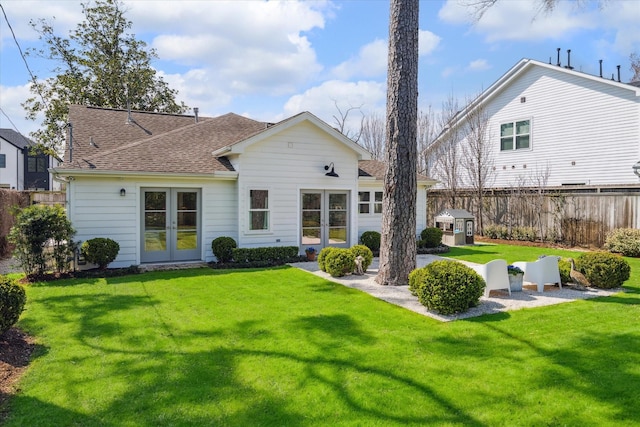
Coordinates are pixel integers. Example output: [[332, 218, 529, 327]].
[[331, 39, 387, 80], [439, 0, 597, 42], [467, 59, 490, 71], [0, 83, 42, 137], [283, 80, 386, 129], [419, 30, 441, 56]]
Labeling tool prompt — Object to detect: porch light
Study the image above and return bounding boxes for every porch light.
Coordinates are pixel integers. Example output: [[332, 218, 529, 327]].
[[633, 161, 640, 178], [120, 188, 126, 196], [324, 162, 339, 178]]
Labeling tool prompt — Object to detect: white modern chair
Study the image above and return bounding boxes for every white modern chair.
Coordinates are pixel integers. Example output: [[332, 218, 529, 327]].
[[512, 256, 562, 293], [471, 259, 511, 298]]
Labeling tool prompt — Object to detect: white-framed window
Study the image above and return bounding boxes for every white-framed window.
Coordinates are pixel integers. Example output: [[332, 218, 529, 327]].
[[249, 189, 269, 231], [500, 119, 530, 151], [358, 191, 383, 214], [358, 192, 370, 214]]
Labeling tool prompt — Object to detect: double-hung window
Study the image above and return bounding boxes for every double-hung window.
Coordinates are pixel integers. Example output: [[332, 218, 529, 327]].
[[249, 189, 269, 231], [358, 191, 383, 214], [500, 119, 530, 151]]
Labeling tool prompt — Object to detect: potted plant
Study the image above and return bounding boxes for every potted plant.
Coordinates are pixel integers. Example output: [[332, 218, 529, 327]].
[[507, 264, 524, 292], [305, 247, 317, 261]]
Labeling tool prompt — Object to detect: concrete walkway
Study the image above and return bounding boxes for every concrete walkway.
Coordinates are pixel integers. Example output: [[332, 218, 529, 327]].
[[292, 254, 621, 322]]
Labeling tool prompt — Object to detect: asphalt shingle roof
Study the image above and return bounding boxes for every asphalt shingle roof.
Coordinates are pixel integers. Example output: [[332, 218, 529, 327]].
[[0, 128, 33, 150]]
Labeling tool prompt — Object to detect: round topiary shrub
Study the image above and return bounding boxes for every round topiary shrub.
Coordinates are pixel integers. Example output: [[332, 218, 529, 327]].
[[420, 227, 443, 248], [324, 248, 355, 277], [408, 267, 428, 296], [350, 244, 373, 272], [575, 252, 630, 289], [411, 260, 485, 315], [0, 276, 26, 336], [211, 236, 237, 263], [317, 247, 337, 272], [360, 231, 381, 252], [81, 237, 120, 270], [604, 228, 640, 257]]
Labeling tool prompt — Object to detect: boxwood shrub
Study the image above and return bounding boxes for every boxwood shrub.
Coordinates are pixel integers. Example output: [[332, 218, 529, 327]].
[[604, 228, 640, 257], [350, 244, 373, 272], [419, 227, 443, 248], [575, 251, 630, 289], [317, 247, 338, 272], [324, 248, 355, 277], [0, 276, 26, 336], [360, 231, 381, 252], [410, 260, 485, 315], [211, 237, 237, 263], [232, 246, 299, 263], [81, 237, 120, 270]]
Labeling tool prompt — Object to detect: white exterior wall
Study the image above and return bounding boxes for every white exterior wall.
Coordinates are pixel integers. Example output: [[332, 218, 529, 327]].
[[474, 66, 640, 188], [0, 141, 23, 190], [236, 121, 361, 251], [67, 175, 238, 268]]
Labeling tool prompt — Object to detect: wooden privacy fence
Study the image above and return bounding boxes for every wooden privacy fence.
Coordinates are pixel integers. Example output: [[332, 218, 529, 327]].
[[426, 185, 640, 248]]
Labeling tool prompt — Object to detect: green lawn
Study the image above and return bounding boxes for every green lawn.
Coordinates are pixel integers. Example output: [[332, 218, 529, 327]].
[[5, 245, 640, 426]]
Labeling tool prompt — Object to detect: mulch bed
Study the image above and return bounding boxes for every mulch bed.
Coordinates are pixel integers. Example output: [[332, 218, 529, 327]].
[[0, 327, 36, 420]]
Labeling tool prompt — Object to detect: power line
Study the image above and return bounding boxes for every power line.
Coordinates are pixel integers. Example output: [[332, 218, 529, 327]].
[[0, 2, 49, 110]]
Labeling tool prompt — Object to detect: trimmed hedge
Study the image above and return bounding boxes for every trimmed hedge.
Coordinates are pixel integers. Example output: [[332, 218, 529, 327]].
[[232, 246, 299, 263], [350, 244, 373, 272], [419, 227, 443, 248], [409, 260, 485, 315], [0, 276, 26, 336], [324, 248, 355, 277], [575, 251, 630, 289], [360, 231, 381, 252], [604, 228, 640, 257], [81, 237, 120, 270], [211, 237, 237, 263]]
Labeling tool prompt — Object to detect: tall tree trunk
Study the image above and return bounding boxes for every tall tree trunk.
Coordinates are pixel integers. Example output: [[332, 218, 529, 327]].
[[376, 0, 419, 286]]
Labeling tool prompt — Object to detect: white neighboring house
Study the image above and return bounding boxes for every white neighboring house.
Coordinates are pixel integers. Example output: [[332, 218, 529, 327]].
[[430, 58, 640, 189], [0, 129, 61, 190], [52, 105, 436, 267]]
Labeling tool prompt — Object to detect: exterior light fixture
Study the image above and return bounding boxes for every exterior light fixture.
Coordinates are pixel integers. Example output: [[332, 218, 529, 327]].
[[324, 162, 339, 177], [120, 188, 126, 197], [633, 161, 640, 178]]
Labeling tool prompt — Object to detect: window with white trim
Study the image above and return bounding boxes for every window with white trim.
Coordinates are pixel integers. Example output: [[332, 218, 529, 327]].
[[500, 119, 530, 151], [249, 189, 269, 231], [358, 191, 383, 214]]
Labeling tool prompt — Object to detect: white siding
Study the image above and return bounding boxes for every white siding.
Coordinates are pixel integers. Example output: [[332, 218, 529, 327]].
[[0, 141, 23, 190], [68, 176, 238, 267], [455, 65, 640, 188], [237, 121, 361, 250]]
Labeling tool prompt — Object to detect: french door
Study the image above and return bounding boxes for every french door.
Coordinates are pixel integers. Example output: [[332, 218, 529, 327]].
[[301, 191, 349, 251], [141, 188, 201, 263]]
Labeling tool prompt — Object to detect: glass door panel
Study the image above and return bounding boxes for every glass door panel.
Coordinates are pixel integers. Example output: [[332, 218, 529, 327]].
[[300, 191, 349, 250], [172, 190, 200, 261], [301, 193, 322, 245], [328, 193, 347, 244], [142, 190, 169, 262]]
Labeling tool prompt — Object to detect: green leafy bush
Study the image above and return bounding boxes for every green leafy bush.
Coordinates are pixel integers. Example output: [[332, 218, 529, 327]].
[[410, 260, 485, 315], [360, 231, 381, 252], [483, 224, 509, 240], [604, 228, 640, 257], [211, 237, 237, 263], [81, 238, 120, 269], [512, 226, 537, 242], [324, 248, 355, 277], [575, 252, 630, 289], [0, 276, 26, 336], [8, 204, 75, 275], [232, 246, 299, 263], [350, 244, 373, 272], [420, 227, 443, 248], [408, 268, 427, 296], [558, 258, 571, 285], [317, 247, 337, 272]]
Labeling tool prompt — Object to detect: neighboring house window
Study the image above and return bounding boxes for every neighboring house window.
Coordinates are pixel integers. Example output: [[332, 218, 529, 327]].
[[500, 120, 530, 151], [373, 191, 383, 214], [0, 154, 5, 168], [249, 189, 269, 231], [358, 191, 383, 214], [27, 156, 47, 172], [358, 192, 370, 214]]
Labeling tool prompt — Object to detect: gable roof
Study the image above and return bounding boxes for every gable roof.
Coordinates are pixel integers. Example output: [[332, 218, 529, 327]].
[[358, 159, 436, 185], [0, 128, 33, 150], [434, 58, 640, 145]]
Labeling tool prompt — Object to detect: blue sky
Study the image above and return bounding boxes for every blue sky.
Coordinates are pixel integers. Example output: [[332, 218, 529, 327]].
[[1, 0, 638, 141]]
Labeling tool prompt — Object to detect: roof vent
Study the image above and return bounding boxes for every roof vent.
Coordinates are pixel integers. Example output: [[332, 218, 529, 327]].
[[193, 107, 199, 123]]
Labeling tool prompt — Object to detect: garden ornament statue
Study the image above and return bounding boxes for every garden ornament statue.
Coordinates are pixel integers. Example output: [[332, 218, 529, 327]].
[[354, 255, 365, 275]]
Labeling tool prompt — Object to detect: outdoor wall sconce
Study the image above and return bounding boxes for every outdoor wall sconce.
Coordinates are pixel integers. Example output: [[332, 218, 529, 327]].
[[324, 162, 339, 177], [120, 188, 126, 197], [633, 161, 640, 178]]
